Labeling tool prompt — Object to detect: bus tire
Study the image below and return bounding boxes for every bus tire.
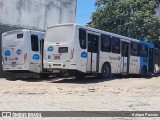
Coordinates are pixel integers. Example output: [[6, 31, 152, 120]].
[[60, 70, 70, 78], [39, 73, 50, 78], [75, 71, 85, 79], [141, 66, 147, 78], [101, 63, 111, 79]]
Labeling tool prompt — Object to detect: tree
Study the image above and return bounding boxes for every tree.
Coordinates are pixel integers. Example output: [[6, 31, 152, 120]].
[[90, 0, 160, 41]]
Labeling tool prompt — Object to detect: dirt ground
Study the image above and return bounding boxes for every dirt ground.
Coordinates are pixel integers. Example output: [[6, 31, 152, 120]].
[[0, 75, 160, 120]]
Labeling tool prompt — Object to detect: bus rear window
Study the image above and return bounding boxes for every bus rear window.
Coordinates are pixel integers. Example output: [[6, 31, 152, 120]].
[[59, 47, 68, 53], [17, 34, 23, 39]]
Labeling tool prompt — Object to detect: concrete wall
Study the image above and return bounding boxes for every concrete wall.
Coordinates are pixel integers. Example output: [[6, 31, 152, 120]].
[[0, 0, 77, 30]]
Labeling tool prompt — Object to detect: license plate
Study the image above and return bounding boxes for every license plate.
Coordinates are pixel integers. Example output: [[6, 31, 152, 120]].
[[54, 55, 60, 60], [11, 62, 16, 67]]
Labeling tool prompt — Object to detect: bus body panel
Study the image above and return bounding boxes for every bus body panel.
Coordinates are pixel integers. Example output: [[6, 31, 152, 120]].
[[129, 56, 140, 74], [99, 53, 121, 74], [2, 30, 28, 71], [44, 24, 77, 71], [2, 29, 45, 73]]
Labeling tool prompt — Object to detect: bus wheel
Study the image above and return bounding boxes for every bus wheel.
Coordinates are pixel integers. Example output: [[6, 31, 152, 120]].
[[39, 73, 50, 78], [75, 71, 85, 79], [141, 66, 147, 77], [60, 70, 70, 78], [101, 63, 111, 79]]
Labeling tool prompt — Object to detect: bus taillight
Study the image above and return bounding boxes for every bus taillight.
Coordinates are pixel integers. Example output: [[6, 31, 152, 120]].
[[24, 53, 27, 60], [70, 48, 74, 59]]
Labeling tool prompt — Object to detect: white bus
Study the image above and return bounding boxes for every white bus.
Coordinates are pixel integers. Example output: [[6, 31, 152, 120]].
[[43, 24, 154, 78], [2, 29, 54, 78]]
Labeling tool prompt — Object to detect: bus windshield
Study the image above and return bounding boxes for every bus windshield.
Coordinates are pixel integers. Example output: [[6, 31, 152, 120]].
[[45, 25, 74, 44]]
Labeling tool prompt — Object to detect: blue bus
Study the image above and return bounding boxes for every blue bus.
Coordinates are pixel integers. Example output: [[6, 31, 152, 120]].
[[139, 41, 155, 76]]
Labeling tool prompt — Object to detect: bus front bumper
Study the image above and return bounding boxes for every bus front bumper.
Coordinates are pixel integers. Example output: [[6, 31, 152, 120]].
[[43, 61, 77, 70]]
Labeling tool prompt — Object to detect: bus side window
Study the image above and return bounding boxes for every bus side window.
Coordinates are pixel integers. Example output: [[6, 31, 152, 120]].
[[140, 44, 148, 58], [92, 35, 99, 53], [88, 34, 93, 52], [121, 42, 128, 57], [101, 34, 111, 52], [31, 35, 39, 51], [112, 37, 120, 54], [88, 34, 98, 53], [17, 34, 23, 39], [79, 28, 86, 49], [130, 42, 139, 56]]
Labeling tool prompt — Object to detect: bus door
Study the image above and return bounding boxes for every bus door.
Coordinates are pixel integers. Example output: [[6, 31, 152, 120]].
[[40, 39, 44, 71], [87, 33, 100, 72], [121, 41, 129, 74], [30, 34, 41, 72], [148, 48, 154, 73]]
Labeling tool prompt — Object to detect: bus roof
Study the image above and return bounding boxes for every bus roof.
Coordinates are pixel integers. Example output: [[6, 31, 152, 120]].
[[139, 40, 154, 48], [2, 29, 44, 37], [46, 23, 154, 46], [46, 23, 138, 42]]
